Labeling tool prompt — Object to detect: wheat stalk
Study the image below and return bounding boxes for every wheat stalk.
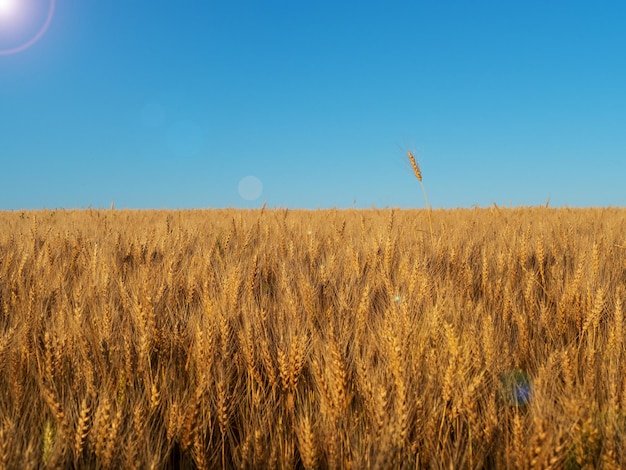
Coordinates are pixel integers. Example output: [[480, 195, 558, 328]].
[[0, 419, 11, 469], [101, 408, 122, 469], [296, 414, 317, 470], [407, 151, 433, 242], [93, 397, 111, 464], [74, 397, 92, 466]]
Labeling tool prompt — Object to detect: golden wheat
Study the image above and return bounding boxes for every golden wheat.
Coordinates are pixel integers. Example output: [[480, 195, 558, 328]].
[[407, 150, 433, 241], [0, 207, 625, 467]]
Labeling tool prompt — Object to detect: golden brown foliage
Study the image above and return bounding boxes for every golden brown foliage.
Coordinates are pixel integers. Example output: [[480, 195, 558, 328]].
[[0, 207, 625, 468]]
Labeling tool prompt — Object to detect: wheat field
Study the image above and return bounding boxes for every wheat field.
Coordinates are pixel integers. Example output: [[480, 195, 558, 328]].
[[0, 207, 625, 469]]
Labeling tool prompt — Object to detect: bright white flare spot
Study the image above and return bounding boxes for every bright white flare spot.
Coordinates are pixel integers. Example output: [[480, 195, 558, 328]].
[[0, 0, 18, 17]]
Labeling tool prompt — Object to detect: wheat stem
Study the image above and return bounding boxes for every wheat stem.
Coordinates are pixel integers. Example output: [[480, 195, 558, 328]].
[[408, 151, 433, 242]]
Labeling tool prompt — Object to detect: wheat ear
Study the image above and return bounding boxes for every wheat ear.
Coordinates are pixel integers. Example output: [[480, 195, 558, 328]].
[[408, 151, 433, 241]]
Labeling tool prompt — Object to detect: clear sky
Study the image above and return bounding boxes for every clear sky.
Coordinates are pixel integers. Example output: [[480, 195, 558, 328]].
[[1, 1, 625, 210]]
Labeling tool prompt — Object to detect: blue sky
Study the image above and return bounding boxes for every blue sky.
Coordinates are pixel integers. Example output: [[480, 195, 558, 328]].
[[1, 1, 625, 209]]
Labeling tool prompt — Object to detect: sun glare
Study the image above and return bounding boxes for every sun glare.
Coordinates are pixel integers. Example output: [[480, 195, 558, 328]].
[[0, 0, 56, 55], [0, 0, 18, 18]]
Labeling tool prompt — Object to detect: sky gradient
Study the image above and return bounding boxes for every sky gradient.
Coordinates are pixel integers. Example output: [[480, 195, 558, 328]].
[[1, 1, 625, 209]]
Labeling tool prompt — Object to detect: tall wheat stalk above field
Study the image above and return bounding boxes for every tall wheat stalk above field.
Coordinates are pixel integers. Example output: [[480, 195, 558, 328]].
[[408, 150, 433, 241]]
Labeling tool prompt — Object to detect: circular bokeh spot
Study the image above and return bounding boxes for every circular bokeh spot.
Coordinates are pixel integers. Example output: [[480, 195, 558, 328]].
[[238, 176, 263, 201], [166, 121, 205, 159], [0, 0, 55, 55], [140, 102, 166, 128]]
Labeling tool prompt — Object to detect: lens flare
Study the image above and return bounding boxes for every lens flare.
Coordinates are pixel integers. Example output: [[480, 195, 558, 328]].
[[238, 176, 263, 201], [0, 0, 55, 55], [0, 0, 18, 17]]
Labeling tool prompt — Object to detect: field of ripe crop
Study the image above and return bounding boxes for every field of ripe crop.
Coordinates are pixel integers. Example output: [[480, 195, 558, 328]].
[[0, 207, 625, 469]]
